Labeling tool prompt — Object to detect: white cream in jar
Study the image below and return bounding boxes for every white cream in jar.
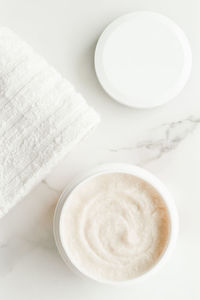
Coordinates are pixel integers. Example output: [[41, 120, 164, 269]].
[[60, 172, 170, 282]]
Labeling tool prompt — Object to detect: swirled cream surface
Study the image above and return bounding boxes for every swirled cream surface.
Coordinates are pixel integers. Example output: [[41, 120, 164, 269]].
[[61, 173, 170, 281]]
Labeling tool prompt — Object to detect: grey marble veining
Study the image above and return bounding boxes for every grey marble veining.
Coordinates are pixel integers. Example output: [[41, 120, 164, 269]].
[[108, 116, 200, 165], [41, 180, 61, 194]]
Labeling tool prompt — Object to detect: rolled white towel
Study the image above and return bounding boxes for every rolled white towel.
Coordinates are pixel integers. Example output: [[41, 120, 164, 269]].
[[0, 27, 100, 217]]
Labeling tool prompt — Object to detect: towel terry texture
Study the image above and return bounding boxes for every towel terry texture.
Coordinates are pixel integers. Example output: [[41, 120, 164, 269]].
[[0, 27, 100, 218]]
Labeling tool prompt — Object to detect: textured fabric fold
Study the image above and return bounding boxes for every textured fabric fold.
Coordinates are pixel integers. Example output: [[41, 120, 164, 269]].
[[0, 27, 100, 218]]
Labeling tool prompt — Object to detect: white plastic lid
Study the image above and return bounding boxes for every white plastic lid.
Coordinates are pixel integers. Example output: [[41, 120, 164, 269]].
[[95, 12, 192, 108]]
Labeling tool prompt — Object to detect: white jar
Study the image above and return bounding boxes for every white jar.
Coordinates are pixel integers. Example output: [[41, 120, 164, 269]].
[[53, 163, 179, 285]]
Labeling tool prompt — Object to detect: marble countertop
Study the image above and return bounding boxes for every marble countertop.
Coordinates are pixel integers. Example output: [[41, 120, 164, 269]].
[[0, 0, 200, 299]]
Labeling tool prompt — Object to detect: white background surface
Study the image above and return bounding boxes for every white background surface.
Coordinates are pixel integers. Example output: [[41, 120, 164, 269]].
[[0, 0, 200, 299]]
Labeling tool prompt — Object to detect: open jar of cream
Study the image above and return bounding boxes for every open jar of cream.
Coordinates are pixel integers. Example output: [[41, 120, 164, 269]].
[[54, 164, 178, 285]]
